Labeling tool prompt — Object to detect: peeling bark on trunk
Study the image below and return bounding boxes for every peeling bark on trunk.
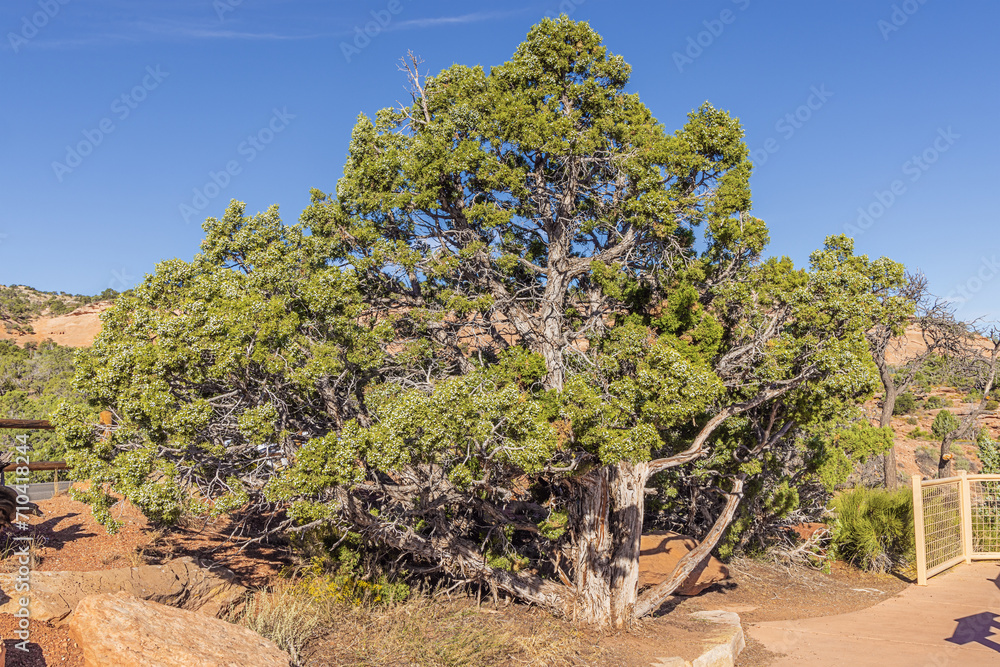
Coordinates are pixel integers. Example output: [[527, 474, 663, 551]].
[[568, 462, 647, 627]]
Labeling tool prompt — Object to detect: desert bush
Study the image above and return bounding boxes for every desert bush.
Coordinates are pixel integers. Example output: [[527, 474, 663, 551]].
[[893, 392, 917, 415], [830, 487, 913, 572], [294, 550, 410, 609], [979, 437, 1000, 474], [231, 549, 410, 664], [986, 400, 999, 412], [0, 339, 83, 479], [932, 410, 960, 439], [910, 427, 933, 440], [924, 395, 953, 410], [230, 581, 324, 665], [906, 416, 918, 425]]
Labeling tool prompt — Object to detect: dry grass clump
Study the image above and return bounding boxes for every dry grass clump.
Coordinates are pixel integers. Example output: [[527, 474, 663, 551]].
[[310, 595, 588, 667], [232, 576, 593, 667], [229, 581, 325, 665], [0, 533, 44, 572]]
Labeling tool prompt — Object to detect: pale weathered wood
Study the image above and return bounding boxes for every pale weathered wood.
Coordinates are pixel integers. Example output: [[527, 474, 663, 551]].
[[633, 476, 745, 619], [960, 470, 973, 563], [912, 473, 928, 586], [569, 462, 647, 627]]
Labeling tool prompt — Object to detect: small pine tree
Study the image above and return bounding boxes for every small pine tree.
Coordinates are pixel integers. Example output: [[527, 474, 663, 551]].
[[931, 410, 959, 439]]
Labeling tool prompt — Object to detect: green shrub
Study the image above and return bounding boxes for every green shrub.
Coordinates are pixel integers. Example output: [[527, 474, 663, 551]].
[[830, 487, 914, 572], [910, 428, 933, 440], [893, 392, 917, 415], [931, 410, 960, 439], [980, 437, 1000, 474], [906, 417, 918, 425], [986, 400, 999, 412], [925, 396, 951, 410]]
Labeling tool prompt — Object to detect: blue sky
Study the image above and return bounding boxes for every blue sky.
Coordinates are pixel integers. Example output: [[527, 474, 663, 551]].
[[1, 0, 997, 322]]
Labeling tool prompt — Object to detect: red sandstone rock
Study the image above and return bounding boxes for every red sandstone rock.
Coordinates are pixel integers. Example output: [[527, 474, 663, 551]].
[[68, 593, 291, 667]]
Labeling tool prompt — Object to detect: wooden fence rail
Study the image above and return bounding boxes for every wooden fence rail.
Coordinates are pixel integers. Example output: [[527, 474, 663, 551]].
[[0, 420, 54, 430], [0, 420, 71, 497], [913, 471, 1000, 585]]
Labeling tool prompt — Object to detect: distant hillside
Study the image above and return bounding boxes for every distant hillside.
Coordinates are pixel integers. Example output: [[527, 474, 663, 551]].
[[886, 324, 996, 365], [877, 324, 999, 482], [0, 285, 114, 348]]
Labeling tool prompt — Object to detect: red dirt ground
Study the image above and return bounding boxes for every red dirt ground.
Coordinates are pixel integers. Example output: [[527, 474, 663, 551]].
[[0, 493, 908, 666], [0, 492, 293, 665]]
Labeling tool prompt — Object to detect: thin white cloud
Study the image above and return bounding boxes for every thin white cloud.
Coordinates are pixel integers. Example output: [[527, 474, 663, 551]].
[[135, 19, 317, 41], [6, 16, 320, 51], [391, 9, 529, 31]]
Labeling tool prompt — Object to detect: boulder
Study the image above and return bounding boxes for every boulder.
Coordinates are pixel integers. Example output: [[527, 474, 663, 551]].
[[638, 531, 731, 596], [0, 557, 248, 622], [69, 593, 291, 667]]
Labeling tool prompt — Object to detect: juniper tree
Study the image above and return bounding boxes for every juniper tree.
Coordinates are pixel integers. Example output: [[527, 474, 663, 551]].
[[58, 18, 901, 627]]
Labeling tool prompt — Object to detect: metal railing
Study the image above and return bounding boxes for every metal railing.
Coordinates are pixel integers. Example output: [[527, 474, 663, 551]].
[[913, 472, 1000, 584]]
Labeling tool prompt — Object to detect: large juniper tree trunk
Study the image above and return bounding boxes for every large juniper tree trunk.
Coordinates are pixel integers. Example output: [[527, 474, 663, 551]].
[[568, 461, 648, 627]]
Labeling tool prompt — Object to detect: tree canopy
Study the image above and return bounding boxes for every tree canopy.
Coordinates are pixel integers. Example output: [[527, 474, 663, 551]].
[[58, 17, 904, 627]]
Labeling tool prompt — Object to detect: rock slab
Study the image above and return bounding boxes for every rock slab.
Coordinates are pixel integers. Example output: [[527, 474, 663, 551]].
[[652, 611, 745, 667], [690, 611, 745, 667], [638, 532, 731, 595], [0, 556, 248, 622], [69, 593, 291, 667]]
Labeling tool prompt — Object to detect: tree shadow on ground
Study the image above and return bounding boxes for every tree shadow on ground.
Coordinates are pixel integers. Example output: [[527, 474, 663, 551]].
[[140, 515, 294, 589], [0, 514, 96, 556], [1, 640, 46, 666], [946, 612, 1000, 652]]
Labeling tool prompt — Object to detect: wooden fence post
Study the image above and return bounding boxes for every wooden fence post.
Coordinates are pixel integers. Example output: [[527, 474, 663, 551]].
[[960, 470, 974, 563], [913, 473, 928, 586]]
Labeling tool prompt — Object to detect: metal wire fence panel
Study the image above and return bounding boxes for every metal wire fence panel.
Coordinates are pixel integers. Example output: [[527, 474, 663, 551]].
[[970, 479, 1000, 554], [921, 482, 963, 570]]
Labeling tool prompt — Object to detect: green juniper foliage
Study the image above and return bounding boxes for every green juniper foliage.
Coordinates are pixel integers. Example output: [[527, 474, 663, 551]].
[[892, 391, 916, 415], [58, 17, 908, 624], [0, 340, 83, 471], [978, 436, 1000, 474], [931, 409, 960, 439]]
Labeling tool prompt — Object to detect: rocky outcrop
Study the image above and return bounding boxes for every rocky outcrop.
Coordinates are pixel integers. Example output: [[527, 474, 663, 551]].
[[0, 300, 111, 348], [68, 593, 291, 667], [0, 557, 248, 622], [638, 532, 731, 596]]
